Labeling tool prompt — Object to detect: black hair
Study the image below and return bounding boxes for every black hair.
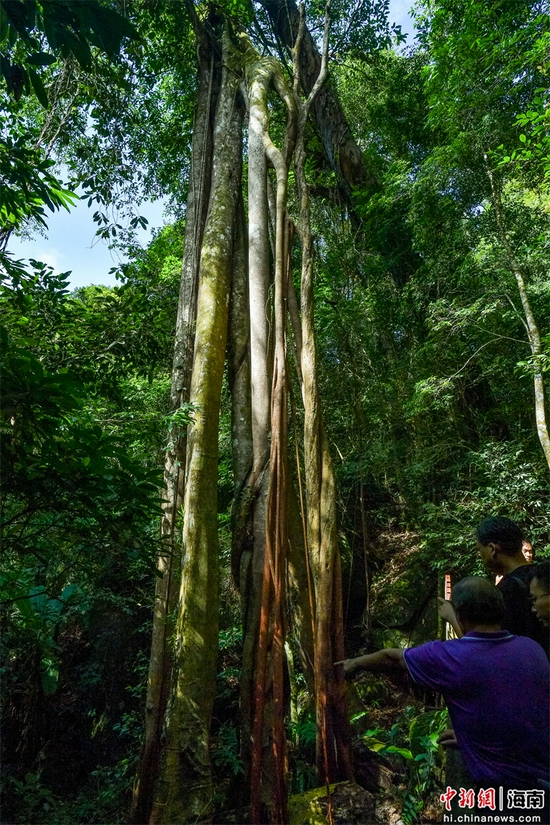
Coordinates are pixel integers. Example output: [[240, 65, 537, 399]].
[[452, 577, 506, 626], [476, 516, 523, 557], [531, 559, 550, 592]]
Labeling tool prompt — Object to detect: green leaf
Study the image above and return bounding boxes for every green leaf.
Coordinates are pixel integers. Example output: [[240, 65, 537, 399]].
[[385, 745, 413, 759], [26, 51, 56, 66], [40, 660, 59, 695], [0, 6, 9, 42], [16, 597, 34, 621], [59, 583, 80, 603], [362, 736, 387, 752]]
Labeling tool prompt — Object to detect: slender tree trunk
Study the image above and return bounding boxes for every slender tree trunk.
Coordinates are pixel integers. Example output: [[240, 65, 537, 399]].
[[287, 459, 316, 691], [239, 50, 273, 809], [129, 38, 216, 825], [286, 226, 315, 689], [227, 192, 256, 814], [150, 32, 244, 823], [239, 35, 300, 822], [484, 154, 550, 471], [252, 79, 294, 825], [293, 1, 354, 785], [229, 192, 254, 587]]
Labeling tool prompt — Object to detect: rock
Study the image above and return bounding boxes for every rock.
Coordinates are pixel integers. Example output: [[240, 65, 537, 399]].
[[288, 781, 405, 825], [352, 738, 404, 794]]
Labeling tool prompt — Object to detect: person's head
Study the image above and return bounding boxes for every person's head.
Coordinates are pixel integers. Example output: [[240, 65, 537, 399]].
[[522, 541, 533, 563], [530, 560, 550, 627], [476, 516, 524, 574], [451, 576, 506, 631]]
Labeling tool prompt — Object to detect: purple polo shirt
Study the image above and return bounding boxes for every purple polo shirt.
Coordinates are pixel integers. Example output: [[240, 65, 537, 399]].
[[403, 631, 550, 787]]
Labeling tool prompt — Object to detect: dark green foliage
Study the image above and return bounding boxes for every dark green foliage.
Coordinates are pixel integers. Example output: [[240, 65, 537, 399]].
[[361, 706, 448, 822], [0, 5, 182, 824], [0, 261, 169, 824], [1, 223, 182, 393], [0, 309, 162, 637], [1, 322, 161, 563], [0, 0, 136, 103], [1, 609, 151, 824], [0, 0, 139, 251], [305, 2, 550, 679], [57, 1, 198, 229], [289, 0, 405, 56], [0, 118, 77, 229]]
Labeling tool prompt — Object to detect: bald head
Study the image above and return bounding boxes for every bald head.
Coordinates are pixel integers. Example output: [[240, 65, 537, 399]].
[[452, 577, 505, 627]]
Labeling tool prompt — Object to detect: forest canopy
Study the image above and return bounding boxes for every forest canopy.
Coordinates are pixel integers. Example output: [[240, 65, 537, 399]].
[[1, 0, 549, 824]]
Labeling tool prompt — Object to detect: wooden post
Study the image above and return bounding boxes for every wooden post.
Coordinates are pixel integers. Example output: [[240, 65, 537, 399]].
[[439, 574, 453, 640], [445, 575, 456, 640]]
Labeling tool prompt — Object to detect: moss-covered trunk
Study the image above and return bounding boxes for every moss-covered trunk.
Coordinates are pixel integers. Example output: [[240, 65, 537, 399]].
[[150, 31, 244, 824], [136, 7, 362, 821], [129, 37, 216, 825]]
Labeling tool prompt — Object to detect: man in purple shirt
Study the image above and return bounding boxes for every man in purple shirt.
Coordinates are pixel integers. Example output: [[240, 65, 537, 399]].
[[337, 577, 550, 792]]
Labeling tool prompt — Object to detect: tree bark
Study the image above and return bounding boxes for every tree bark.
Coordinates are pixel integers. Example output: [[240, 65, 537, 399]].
[[259, 0, 377, 199], [293, 2, 354, 784], [253, 72, 293, 825], [150, 32, 244, 823], [287, 463, 315, 691], [229, 192, 254, 593], [136, 7, 361, 820], [129, 37, 216, 825], [227, 192, 258, 812], [241, 48, 273, 808], [239, 36, 300, 822]]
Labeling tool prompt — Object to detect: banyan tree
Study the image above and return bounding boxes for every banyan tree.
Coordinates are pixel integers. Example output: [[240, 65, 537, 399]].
[[129, 1, 382, 822]]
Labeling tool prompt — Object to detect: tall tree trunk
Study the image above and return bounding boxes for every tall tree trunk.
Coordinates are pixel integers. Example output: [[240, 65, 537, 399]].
[[129, 37, 216, 825], [229, 192, 254, 590], [239, 36, 299, 822], [251, 72, 295, 824], [228, 192, 256, 814], [241, 48, 273, 797], [150, 31, 244, 823], [136, 6, 366, 820], [287, 241, 315, 689], [293, 1, 354, 785], [484, 154, 550, 471]]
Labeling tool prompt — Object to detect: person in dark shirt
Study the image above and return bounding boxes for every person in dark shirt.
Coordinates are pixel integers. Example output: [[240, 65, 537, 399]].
[[439, 517, 548, 655], [531, 559, 550, 627], [476, 516, 548, 653]]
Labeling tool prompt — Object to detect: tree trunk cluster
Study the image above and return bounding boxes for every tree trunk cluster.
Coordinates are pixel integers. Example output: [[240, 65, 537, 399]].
[[131, 6, 354, 824]]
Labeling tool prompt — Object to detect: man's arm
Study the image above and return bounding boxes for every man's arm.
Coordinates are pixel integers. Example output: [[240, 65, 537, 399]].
[[335, 648, 406, 675], [438, 598, 463, 638]]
